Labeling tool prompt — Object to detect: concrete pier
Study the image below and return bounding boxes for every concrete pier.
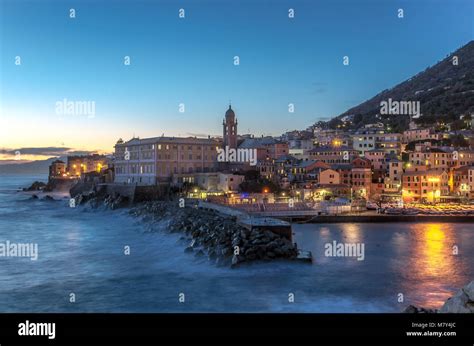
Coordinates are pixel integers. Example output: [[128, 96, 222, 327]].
[[198, 201, 293, 240], [238, 216, 293, 240]]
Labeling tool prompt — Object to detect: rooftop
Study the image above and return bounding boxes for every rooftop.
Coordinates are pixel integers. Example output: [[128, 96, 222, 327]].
[[309, 146, 354, 153], [331, 163, 353, 170], [116, 136, 219, 147], [238, 137, 283, 149]]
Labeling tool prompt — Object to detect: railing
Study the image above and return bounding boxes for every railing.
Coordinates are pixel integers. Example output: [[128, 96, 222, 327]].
[[255, 210, 320, 217], [204, 198, 359, 216]]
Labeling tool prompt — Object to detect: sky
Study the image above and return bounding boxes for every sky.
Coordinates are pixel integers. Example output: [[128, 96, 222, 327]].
[[0, 0, 473, 161]]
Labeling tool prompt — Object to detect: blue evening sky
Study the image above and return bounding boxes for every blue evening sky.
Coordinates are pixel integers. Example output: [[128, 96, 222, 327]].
[[0, 0, 472, 153]]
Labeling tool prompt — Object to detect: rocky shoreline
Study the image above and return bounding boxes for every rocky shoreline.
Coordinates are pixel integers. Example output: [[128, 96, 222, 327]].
[[22, 181, 46, 191], [70, 189, 299, 267], [74, 192, 128, 210]]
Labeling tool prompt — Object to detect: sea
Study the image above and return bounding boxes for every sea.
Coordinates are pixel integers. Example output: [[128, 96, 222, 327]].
[[0, 173, 473, 312]]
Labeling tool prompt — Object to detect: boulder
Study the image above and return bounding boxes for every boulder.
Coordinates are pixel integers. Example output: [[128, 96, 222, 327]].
[[403, 305, 418, 313], [440, 280, 474, 313], [127, 201, 299, 267], [463, 281, 474, 301], [23, 181, 46, 191], [231, 254, 239, 267], [208, 250, 217, 261], [403, 305, 437, 313]]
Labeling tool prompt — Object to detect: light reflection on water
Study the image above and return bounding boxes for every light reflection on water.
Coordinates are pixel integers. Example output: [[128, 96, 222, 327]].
[[400, 223, 468, 308], [340, 223, 363, 243], [1, 175, 473, 312], [294, 222, 473, 310]]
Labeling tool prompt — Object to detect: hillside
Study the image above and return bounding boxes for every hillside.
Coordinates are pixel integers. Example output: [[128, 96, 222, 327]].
[[0, 157, 62, 174], [331, 41, 474, 132]]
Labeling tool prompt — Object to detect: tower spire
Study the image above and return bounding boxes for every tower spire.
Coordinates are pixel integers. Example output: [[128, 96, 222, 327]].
[[223, 103, 237, 149]]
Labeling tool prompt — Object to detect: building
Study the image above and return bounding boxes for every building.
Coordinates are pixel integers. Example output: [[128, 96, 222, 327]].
[[402, 170, 450, 203], [49, 160, 66, 178], [402, 128, 432, 143], [238, 136, 289, 162], [288, 138, 314, 161], [407, 148, 454, 173], [114, 136, 220, 185], [457, 150, 474, 167], [313, 129, 347, 147], [364, 150, 387, 171], [172, 172, 245, 193], [258, 158, 277, 180], [288, 148, 311, 161], [331, 163, 352, 185], [288, 138, 314, 150], [67, 154, 108, 176], [469, 167, 474, 199], [352, 130, 401, 156], [352, 133, 376, 156], [288, 160, 324, 182], [351, 157, 372, 198], [309, 146, 358, 164], [273, 155, 301, 177], [386, 156, 402, 191], [375, 133, 401, 155], [313, 184, 351, 200], [453, 166, 471, 198], [319, 169, 340, 185]]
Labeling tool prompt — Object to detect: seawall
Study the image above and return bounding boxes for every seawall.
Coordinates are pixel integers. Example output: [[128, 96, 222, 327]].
[[286, 215, 474, 223]]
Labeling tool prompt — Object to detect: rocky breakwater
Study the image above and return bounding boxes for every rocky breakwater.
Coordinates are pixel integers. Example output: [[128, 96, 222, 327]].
[[71, 189, 129, 210], [404, 280, 474, 313], [439, 280, 474, 313], [129, 201, 298, 267], [23, 181, 46, 192]]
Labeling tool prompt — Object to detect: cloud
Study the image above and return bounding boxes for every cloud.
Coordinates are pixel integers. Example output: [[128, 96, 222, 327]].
[[65, 150, 99, 156], [0, 147, 72, 156], [0, 147, 99, 162]]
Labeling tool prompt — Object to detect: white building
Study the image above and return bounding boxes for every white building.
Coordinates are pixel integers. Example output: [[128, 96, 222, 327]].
[[352, 134, 376, 156]]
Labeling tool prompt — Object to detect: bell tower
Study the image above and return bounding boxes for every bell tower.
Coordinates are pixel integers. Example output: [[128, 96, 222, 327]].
[[223, 104, 238, 149]]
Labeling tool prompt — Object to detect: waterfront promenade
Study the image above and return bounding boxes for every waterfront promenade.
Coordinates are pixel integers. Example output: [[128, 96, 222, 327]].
[[200, 200, 474, 223]]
